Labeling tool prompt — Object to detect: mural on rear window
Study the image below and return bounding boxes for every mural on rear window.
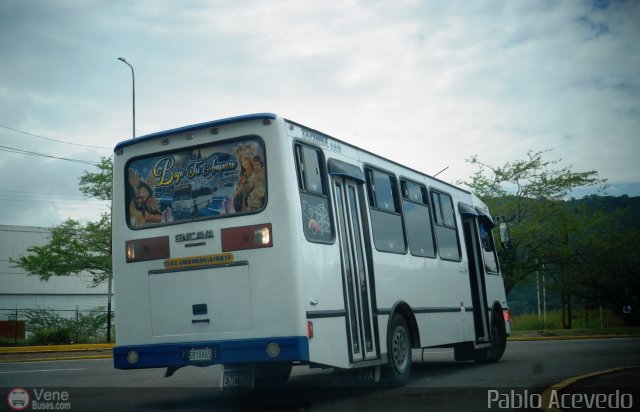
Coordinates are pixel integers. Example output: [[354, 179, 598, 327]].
[[126, 137, 266, 228]]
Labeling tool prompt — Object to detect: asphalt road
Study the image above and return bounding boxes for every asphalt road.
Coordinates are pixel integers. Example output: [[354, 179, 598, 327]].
[[1, 338, 638, 411]]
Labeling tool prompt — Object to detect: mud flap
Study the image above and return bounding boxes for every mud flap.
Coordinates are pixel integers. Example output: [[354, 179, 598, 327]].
[[454, 342, 475, 362]]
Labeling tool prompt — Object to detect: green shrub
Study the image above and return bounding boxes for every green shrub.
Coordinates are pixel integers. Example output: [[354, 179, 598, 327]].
[[24, 307, 111, 344], [30, 327, 74, 345], [0, 337, 27, 346]]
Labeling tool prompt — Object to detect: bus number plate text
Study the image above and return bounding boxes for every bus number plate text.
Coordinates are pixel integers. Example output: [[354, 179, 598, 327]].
[[187, 347, 214, 362]]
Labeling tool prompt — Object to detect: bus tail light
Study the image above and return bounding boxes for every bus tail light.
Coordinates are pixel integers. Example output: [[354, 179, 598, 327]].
[[503, 308, 511, 323], [221, 224, 273, 252], [126, 236, 170, 263], [307, 321, 314, 339]]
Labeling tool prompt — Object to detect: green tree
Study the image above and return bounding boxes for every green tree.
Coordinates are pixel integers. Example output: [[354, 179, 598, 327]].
[[11, 157, 113, 286], [460, 150, 606, 295], [568, 197, 640, 317], [79, 157, 113, 201]]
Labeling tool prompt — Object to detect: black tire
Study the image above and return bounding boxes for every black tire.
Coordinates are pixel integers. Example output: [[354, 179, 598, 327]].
[[474, 311, 507, 363], [382, 314, 412, 387], [253, 362, 292, 387]]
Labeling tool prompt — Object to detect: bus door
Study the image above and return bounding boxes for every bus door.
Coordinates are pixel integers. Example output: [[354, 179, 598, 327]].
[[332, 174, 378, 362], [460, 207, 491, 344]]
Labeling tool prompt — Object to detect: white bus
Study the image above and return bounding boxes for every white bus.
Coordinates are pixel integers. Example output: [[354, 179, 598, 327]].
[[113, 113, 511, 387]]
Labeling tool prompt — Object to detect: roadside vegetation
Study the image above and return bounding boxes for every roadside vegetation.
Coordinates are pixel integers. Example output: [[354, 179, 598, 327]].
[[462, 150, 639, 327], [509, 309, 640, 338], [0, 308, 112, 346]]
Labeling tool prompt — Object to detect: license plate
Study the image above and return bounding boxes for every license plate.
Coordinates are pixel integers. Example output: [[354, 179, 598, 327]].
[[335, 366, 380, 385], [222, 367, 254, 390], [187, 347, 213, 362]]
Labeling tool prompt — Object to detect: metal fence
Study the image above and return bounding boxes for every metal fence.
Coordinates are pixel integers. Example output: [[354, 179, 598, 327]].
[[0, 307, 114, 345]]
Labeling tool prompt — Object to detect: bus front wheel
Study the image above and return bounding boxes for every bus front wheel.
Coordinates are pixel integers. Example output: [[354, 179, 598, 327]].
[[382, 314, 412, 387], [474, 311, 507, 363]]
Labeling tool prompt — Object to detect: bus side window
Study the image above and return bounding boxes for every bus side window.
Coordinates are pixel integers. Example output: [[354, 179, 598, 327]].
[[430, 190, 461, 261], [401, 180, 436, 258], [365, 168, 406, 254], [295, 144, 333, 243], [302, 146, 324, 195]]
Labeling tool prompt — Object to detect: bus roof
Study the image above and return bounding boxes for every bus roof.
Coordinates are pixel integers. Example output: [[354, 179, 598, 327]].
[[113, 113, 277, 152], [113, 112, 470, 196], [284, 118, 471, 196]]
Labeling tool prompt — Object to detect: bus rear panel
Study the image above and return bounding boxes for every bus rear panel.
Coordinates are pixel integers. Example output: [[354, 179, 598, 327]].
[[112, 114, 309, 370]]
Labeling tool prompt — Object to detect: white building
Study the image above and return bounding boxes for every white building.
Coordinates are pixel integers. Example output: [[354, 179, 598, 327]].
[[0, 225, 110, 322]]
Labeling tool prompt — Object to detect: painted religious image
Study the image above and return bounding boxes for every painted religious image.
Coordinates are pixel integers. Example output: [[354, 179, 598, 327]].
[[126, 138, 267, 228]]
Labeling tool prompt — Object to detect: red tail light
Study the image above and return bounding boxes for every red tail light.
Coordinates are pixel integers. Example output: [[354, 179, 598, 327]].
[[503, 308, 511, 322], [221, 223, 273, 252], [307, 321, 314, 339], [126, 236, 170, 263]]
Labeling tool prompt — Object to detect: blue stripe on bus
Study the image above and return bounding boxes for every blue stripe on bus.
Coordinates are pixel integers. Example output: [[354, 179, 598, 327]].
[[113, 336, 309, 369], [114, 113, 278, 152]]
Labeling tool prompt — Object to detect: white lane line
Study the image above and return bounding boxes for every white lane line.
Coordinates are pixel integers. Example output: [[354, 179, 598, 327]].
[[0, 368, 86, 374]]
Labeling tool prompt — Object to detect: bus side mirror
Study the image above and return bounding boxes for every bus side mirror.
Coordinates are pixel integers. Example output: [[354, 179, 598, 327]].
[[499, 222, 512, 249]]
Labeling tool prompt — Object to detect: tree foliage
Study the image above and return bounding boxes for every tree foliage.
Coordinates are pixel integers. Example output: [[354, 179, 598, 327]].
[[460, 150, 606, 295], [463, 151, 639, 318], [11, 157, 113, 286], [79, 157, 113, 201], [566, 197, 640, 313], [464, 149, 605, 217]]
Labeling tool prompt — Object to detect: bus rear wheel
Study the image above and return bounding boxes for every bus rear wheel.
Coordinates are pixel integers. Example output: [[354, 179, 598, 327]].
[[382, 314, 412, 387]]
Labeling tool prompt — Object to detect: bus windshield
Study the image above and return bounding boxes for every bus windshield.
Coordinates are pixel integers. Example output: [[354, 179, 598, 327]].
[[125, 136, 266, 228]]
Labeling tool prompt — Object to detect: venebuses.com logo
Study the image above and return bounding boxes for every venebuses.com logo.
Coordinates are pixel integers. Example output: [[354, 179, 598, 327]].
[[7, 388, 30, 411], [6, 388, 71, 411]]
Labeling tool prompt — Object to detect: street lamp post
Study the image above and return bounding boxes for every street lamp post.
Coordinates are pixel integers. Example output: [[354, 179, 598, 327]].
[[117, 57, 136, 138], [112, 57, 136, 342]]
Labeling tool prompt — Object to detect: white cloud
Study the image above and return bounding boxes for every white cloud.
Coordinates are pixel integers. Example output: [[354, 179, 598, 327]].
[[0, 0, 639, 226]]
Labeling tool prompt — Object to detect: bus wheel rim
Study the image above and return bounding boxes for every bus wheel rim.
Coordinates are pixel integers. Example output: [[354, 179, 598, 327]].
[[392, 327, 408, 370]]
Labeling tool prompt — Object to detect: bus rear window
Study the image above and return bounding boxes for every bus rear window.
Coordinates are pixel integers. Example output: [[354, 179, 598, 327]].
[[126, 136, 266, 228]]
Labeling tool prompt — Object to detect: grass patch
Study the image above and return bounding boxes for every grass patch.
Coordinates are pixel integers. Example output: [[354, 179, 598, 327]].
[[510, 308, 639, 337], [510, 326, 640, 338], [0, 337, 27, 347]]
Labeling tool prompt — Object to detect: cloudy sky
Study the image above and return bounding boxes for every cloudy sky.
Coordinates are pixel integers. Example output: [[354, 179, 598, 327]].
[[0, 0, 638, 227]]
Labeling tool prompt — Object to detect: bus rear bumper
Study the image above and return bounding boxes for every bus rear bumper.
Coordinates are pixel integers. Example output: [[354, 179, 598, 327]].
[[113, 336, 309, 370]]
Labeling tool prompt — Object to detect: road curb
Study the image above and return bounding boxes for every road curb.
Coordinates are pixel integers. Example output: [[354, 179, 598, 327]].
[[0, 354, 112, 363], [508, 334, 639, 341], [0, 343, 115, 354], [540, 366, 640, 412]]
